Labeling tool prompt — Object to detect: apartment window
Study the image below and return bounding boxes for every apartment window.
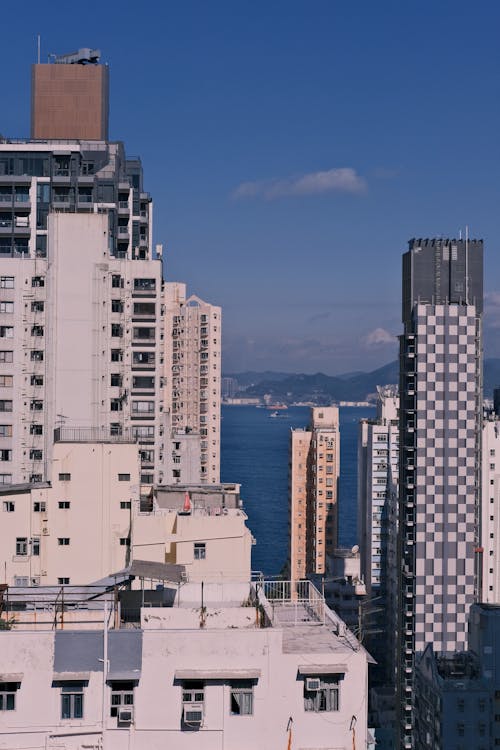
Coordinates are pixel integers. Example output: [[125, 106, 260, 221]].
[[0, 473, 11, 485], [0, 682, 20, 711], [30, 350, 44, 361], [33, 501, 46, 512], [58, 473, 71, 481], [133, 351, 155, 365], [0, 351, 13, 363], [133, 302, 155, 315], [2, 500, 14, 512], [0, 302, 13, 313], [120, 537, 130, 546], [110, 423, 123, 437], [15, 537, 28, 556], [111, 299, 124, 313], [118, 473, 131, 481], [133, 278, 156, 291], [111, 350, 123, 364], [31, 300, 44, 312], [58, 501, 70, 509], [29, 449, 42, 461], [132, 426, 154, 440], [58, 538, 70, 546], [133, 327, 155, 340], [0, 277, 14, 289], [110, 373, 122, 387], [32, 537, 40, 556], [111, 274, 123, 289], [30, 400, 43, 411], [111, 323, 123, 337], [31, 276, 44, 288], [0, 449, 11, 461], [0, 424, 12, 437], [0, 326, 13, 338], [132, 376, 154, 390], [120, 501, 131, 510], [141, 473, 154, 484], [58, 577, 70, 585], [30, 375, 43, 386], [110, 399, 123, 412], [61, 683, 84, 719], [31, 325, 44, 337], [132, 400, 154, 413], [303, 676, 340, 712], [194, 542, 206, 560], [0, 399, 12, 413], [110, 681, 134, 717], [140, 450, 154, 463], [230, 681, 254, 715]]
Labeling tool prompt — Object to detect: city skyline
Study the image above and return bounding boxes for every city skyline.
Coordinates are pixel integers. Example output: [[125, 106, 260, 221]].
[[3, 2, 500, 374]]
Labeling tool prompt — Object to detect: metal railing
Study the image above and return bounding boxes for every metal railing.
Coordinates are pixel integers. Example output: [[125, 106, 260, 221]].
[[256, 579, 326, 626], [54, 426, 135, 443]]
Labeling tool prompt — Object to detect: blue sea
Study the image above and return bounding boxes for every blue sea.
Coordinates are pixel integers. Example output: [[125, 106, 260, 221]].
[[220, 404, 376, 576]]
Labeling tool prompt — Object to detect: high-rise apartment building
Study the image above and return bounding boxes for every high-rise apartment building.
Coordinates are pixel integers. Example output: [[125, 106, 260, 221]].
[[481, 405, 500, 603], [397, 238, 483, 748], [289, 407, 340, 580], [162, 282, 221, 484]]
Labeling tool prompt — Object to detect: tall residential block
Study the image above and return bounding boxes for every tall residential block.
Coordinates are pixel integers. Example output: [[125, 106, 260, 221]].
[[397, 238, 483, 748], [289, 407, 340, 580], [481, 406, 500, 603], [31, 49, 109, 140], [162, 282, 221, 484], [358, 385, 399, 682]]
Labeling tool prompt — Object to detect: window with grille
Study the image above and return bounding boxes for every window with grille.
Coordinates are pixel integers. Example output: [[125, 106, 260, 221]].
[[230, 681, 254, 715], [60, 683, 84, 719], [110, 682, 134, 717], [0, 682, 20, 710], [303, 676, 340, 712]]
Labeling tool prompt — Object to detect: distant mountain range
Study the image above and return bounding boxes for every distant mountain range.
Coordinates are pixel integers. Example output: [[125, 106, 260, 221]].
[[224, 359, 500, 404]]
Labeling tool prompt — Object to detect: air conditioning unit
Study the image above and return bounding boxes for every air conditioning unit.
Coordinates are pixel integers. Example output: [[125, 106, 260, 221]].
[[183, 702, 203, 725], [305, 677, 321, 692], [118, 707, 134, 724], [42, 526, 49, 535], [31, 576, 40, 586]]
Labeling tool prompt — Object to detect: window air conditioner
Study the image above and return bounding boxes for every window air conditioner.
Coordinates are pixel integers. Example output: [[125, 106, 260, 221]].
[[42, 526, 49, 535], [118, 707, 134, 724], [305, 677, 321, 692], [183, 702, 203, 724]]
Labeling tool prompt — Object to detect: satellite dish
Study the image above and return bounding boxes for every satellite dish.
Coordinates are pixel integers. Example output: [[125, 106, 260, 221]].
[[351, 545, 359, 554]]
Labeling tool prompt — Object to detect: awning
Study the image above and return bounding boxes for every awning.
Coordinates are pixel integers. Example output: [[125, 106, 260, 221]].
[[298, 665, 348, 675], [0, 673, 23, 682], [107, 670, 141, 682], [52, 672, 90, 682], [175, 669, 261, 681]]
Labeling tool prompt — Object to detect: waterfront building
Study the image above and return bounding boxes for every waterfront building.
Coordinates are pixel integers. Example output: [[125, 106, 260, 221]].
[[396, 238, 483, 747], [481, 402, 500, 603], [289, 407, 340, 580], [162, 282, 221, 484], [0, 578, 370, 750]]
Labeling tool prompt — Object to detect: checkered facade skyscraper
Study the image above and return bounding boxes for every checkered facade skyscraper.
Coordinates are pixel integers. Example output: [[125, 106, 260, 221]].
[[396, 238, 483, 748]]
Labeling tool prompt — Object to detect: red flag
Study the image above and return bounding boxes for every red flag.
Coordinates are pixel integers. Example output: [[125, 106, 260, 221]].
[[183, 492, 191, 513]]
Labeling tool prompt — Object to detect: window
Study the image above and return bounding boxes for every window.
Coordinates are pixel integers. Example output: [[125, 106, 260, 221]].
[[303, 676, 340, 712], [111, 349, 123, 363], [0, 473, 11, 484], [132, 426, 154, 440], [58, 473, 71, 481], [118, 473, 131, 481], [0, 682, 19, 711], [111, 398, 123, 412], [230, 681, 254, 715], [0, 326, 13, 338], [58, 538, 70, 546], [61, 683, 84, 719], [111, 323, 123, 337], [120, 537, 130, 546], [133, 278, 156, 291], [58, 577, 70, 585], [133, 302, 155, 315], [133, 351, 155, 365], [0, 424, 11, 437], [110, 682, 135, 722], [0, 277, 14, 289], [132, 400, 154, 413], [29, 449, 42, 461], [0, 351, 13, 363], [30, 399, 43, 411], [120, 501, 131, 510], [31, 325, 44, 337], [30, 375, 43, 386], [2, 500, 14, 512], [16, 537, 28, 556], [31, 276, 44, 288], [30, 473, 42, 483], [58, 501, 70, 509], [111, 274, 123, 289], [111, 299, 124, 313], [132, 376, 154, 390], [182, 681, 204, 709], [31, 300, 44, 312], [32, 537, 40, 556], [0, 302, 13, 313], [0, 400, 12, 412], [31, 350, 43, 361], [33, 501, 46, 512], [194, 542, 206, 560], [110, 373, 122, 387], [110, 423, 123, 436], [133, 327, 155, 340]]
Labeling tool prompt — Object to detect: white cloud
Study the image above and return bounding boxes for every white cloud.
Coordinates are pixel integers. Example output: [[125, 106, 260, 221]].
[[232, 167, 367, 201], [363, 327, 397, 348]]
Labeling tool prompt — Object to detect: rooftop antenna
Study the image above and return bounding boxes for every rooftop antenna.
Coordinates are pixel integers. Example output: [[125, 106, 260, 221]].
[[465, 224, 469, 304], [37, 35, 41, 65]]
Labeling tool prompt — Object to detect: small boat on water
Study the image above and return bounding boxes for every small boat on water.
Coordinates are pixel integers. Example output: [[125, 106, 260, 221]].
[[269, 410, 288, 419], [266, 404, 288, 410]]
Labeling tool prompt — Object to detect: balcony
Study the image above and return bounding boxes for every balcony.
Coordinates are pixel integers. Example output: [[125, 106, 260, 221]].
[[118, 226, 129, 238], [118, 201, 130, 214]]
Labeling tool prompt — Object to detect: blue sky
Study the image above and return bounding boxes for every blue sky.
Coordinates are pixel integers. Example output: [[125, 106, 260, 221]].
[[2, 1, 500, 374]]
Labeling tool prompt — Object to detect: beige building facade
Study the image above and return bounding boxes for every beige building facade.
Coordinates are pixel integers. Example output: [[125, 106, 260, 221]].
[[289, 407, 340, 580]]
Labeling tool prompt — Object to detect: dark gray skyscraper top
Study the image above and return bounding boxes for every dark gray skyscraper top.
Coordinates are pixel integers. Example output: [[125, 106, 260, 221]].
[[402, 238, 483, 322]]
